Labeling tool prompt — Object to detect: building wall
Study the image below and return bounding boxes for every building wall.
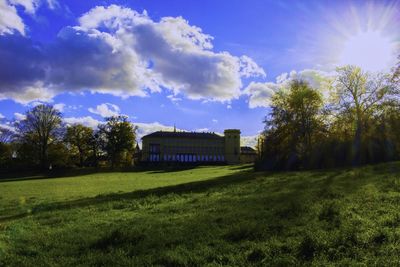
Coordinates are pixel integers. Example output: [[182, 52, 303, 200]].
[[142, 136, 226, 163], [224, 129, 241, 164], [142, 129, 242, 164]]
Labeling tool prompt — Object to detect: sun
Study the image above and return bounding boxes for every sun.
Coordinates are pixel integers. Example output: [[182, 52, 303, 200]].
[[339, 30, 395, 72]]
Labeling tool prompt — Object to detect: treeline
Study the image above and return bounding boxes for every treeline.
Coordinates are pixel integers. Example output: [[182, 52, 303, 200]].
[[0, 105, 138, 171], [257, 65, 400, 170]]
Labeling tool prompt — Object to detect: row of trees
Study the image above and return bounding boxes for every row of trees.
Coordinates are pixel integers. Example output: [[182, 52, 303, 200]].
[[0, 105, 138, 170], [257, 65, 400, 170]]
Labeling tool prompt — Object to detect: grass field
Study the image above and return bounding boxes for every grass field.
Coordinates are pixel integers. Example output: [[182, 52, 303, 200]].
[[1, 163, 400, 266]]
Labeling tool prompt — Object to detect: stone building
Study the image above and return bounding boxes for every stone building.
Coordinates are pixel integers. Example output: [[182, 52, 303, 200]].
[[141, 129, 241, 164]]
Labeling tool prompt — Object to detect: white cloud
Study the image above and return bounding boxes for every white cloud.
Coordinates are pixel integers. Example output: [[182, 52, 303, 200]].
[[45, 0, 57, 9], [0, 122, 15, 132], [0, 0, 58, 36], [167, 94, 182, 103], [241, 135, 258, 148], [0, 4, 265, 103], [239, 55, 266, 78], [14, 112, 26, 120], [88, 103, 120, 118], [0, 84, 56, 105], [9, 0, 38, 14], [135, 121, 178, 140], [227, 104, 232, 109], [243, 69, 333, 108], [194, 128, 209, 132], [64, 116, 101, 128], [53, 103, 66, 112], [0, 0, 26, 35], [0, 113, 4, 119], [212, 119, 218, 123], [243, 81, 277, 108]]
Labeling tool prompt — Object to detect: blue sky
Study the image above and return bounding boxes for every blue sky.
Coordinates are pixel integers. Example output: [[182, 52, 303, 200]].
[[0, 0, 399, 146]]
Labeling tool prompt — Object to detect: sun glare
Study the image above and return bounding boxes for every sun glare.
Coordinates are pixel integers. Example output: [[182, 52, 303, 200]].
[[339, 31, 395, 72]]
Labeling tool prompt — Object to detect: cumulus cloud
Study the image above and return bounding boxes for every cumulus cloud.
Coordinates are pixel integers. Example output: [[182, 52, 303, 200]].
[[167, 94, 182, 103], [0, 113, 4, 119], [243, 69, 333, 108], [0, 122, 15, 132], [243, 82, 277, 108], [135, 121, 177, 140], [88, 103, 120, 117], [63, 116, 101, 128], [0, 0, 58, 36], [241, 135, 258, 148], [239, 55, 266, 78], [14, 112, 26, 120], [0, 0, 26, 35], [0, 4, 265, 103], [53, 103, 65, 112]]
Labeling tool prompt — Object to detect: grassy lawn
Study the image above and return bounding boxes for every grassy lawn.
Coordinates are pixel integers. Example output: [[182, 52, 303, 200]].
[[1, 163, 400, 266]]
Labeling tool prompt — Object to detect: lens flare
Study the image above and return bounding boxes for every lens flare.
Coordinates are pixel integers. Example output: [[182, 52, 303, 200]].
[[339, 30, 395, 72]]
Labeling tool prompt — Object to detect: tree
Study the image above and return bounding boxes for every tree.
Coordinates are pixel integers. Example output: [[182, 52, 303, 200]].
[[0, 126, 15, 169], [16, 104, 62, 169], [65, 124, 93, 167], [393, 55, 400, 84], [261, 79, 324, 169], [98, 116, 137, 167], [0, 126, 14, 143], [332, 66, 393, 165]]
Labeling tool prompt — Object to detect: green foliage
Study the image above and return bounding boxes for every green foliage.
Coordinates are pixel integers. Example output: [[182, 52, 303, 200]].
[[259, 66, 399, 170], [1, 163, 400, 265], [261, 79, 325, 169], [98, 116, 137, 167], [15, 104, 63, 170], [65, 124, 93, 167]]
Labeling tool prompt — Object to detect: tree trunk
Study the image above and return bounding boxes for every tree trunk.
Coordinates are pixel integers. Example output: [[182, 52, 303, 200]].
[[353, 111, 363, 166]]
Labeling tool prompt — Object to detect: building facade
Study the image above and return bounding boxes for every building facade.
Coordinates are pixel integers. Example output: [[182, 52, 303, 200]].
[[240, 146, 257, 163], [141, 129, 241, 164]]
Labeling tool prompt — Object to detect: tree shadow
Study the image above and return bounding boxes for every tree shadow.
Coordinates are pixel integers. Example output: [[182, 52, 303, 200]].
[[0, 165, 208, 183], [0, 167, 256, 223]]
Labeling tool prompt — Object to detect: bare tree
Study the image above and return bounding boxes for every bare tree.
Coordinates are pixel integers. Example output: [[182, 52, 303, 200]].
[[16, 104, 62, 169]]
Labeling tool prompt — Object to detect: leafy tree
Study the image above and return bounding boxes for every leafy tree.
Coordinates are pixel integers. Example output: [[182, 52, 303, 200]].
[[332, 66, 393, 165], [393, 55, 400, 84], [0, 126, 14, 143], [15, 104, 63, 169], [65, 124, 93, 167], [98, 116, 137, 167], [262, 79, 324, 169], [0, 126, 14, 169]]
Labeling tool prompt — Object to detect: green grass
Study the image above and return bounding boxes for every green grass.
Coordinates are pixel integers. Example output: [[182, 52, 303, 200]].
[[1, 163, 400, 266]]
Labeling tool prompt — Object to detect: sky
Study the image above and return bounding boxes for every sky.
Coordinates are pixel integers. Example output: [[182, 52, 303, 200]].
[[0, 0, 399, 147]]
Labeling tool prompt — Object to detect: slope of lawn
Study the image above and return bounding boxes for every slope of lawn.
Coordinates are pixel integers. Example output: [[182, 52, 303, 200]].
[[0, 165, 242, 220], [1, 162, 400, 266]]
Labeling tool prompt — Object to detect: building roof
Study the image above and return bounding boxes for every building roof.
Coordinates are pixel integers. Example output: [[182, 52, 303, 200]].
[[142, 131, 223, 140], [240, 146, 256, 154]]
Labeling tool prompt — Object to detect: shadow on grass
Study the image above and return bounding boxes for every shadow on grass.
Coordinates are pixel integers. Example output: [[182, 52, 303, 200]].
[[0, 164, 217, 183], [0, 167, 256, 223]]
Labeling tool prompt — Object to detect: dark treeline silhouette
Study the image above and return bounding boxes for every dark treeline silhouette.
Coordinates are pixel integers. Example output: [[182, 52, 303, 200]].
[[0, 106, 138, 171], [256, 65, 400, 171]]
